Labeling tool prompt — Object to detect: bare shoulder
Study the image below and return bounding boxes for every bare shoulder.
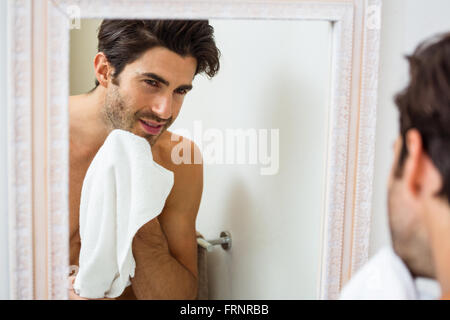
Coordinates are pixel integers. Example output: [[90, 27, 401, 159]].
[[156, 130, 203, 172], [157, 130, 203, 213]]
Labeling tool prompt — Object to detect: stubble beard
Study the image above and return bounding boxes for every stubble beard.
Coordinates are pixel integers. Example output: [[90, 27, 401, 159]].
[[102, 86, 136, 133], [101, 86, 170, 147], [387, 182, 435, 279]]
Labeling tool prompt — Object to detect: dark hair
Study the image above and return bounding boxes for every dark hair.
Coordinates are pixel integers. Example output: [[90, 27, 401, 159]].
[[93, 19, 220, 88], [394, 32, 450, 202]]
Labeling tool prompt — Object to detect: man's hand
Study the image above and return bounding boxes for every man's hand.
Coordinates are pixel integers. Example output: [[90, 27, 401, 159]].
[[68, 276, 88, 300], [130, 219, 198, 299], [67, 275, 115, 300]]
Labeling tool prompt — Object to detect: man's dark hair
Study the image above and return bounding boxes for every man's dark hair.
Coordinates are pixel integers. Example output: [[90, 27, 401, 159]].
[[93, 19, 220, 88], [394, 32, 450, 202]]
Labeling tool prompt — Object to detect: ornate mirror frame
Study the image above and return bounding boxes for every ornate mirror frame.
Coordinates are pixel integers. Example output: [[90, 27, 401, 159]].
[[7, 0, 381, 299]]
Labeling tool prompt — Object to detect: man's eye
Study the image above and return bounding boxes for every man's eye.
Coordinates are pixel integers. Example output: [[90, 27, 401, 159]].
[[144, 80, 159, 87], [175, 88, 188, 95]]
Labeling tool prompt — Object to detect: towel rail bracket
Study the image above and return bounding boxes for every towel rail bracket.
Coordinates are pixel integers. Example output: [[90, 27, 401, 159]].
[[197, 231, 232, 252]]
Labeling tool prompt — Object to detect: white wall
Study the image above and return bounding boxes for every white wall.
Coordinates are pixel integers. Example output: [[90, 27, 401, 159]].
[[0, 0, 10, 299], [70, 19, 102, 95], [173, 19, 332, 299], [370, 0, 450, 257]]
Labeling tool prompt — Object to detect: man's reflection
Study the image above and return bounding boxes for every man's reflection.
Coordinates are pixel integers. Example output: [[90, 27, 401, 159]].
[[68, 20, 220, 299]]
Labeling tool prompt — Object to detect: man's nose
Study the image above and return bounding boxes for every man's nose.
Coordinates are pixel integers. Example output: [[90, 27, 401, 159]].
[[151, 94, 172, 120]]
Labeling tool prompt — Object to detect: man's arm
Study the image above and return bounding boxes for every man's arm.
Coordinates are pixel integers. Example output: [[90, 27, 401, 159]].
[[130, 139, 203, 299]]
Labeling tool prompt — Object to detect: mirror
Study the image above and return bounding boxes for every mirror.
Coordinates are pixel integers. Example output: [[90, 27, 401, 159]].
[[69, 18, 331, 299], [7, 0, 380, 300]]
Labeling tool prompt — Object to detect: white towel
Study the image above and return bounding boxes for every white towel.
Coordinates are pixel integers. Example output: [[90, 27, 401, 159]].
[[339, 246, 418, 300], [73, 129, 174, 299]]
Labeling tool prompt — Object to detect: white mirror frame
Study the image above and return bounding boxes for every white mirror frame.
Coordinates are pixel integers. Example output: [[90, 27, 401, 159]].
[[7, 0, 381, 299]]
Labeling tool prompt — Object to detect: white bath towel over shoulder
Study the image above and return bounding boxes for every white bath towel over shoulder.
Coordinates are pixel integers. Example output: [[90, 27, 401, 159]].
[[339, 246, 418, 300], [73, 129, 174, 299]]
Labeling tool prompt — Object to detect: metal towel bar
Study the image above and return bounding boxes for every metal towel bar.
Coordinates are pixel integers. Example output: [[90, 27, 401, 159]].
[[197, 231, 232, 252]]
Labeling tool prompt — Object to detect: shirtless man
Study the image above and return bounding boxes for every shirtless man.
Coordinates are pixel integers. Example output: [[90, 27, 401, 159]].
[[68, 20, 220, 299]]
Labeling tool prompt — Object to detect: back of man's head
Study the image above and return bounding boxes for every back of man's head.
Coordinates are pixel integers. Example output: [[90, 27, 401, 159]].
[[394, 32, 450, 204]]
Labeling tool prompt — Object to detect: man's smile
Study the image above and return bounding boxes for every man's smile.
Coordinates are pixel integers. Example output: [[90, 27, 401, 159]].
[[139, 119, 164, 135]]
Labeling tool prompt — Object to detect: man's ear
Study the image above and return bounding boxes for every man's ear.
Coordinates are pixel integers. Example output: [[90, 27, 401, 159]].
[[402, 129, 424, 199], [93, 52, 113, 88], [404, 130, 445, 204]]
